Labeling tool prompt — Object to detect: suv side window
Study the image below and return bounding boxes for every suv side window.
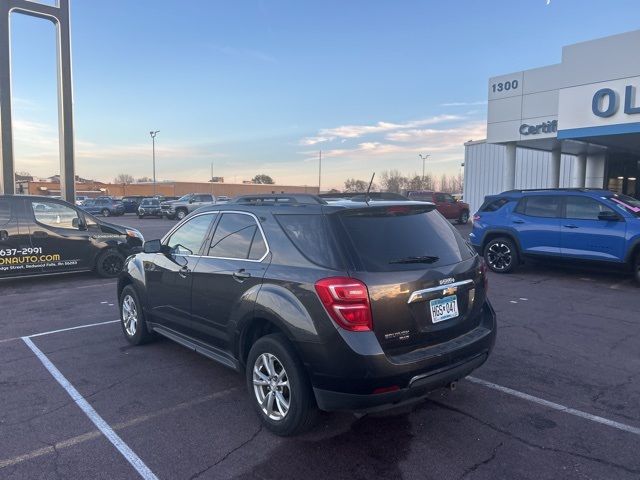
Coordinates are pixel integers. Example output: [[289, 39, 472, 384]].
[[435, 193, 446, 202], [0, 198, 11, 225], [166, 213, 214, 255], [208, 213, 267, 260], [194, 194, 213, 203], [517, 196, 561, 218], [32, 201, 80, 230], [442, 194, 455, 203], [565, 196, 615, 220]]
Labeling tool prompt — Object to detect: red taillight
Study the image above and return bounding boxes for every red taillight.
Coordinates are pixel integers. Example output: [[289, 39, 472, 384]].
[[372, 385, 400, 394], [315, 277, 373, 331], [386, 206, 411, 215]]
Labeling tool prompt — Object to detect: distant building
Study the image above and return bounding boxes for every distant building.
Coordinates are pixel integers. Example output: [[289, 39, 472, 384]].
[[24, 180, 318, 198]]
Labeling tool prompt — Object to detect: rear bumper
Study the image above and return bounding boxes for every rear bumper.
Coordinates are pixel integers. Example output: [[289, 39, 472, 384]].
[[314, 352, 487, 412], [309, 300, 497, 412]]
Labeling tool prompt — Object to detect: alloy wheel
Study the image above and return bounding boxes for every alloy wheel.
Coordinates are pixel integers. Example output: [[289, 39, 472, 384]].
[[253, 353, 290, 421], [121, 294, 138, 336], [487, 242, 512, 271], [102, 253, 123, 276]]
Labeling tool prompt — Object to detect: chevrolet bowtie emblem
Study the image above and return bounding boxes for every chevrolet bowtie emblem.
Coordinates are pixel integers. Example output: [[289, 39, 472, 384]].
[[443, 286, 458, 296]]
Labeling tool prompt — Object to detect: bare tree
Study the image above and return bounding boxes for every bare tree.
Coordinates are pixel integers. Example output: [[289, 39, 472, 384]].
[[439, 173, 450, 192], [114, 173, 134, 184], [344, 178, 369, 192], [137, 176, 152, 183], [379, 170, 408, 194]]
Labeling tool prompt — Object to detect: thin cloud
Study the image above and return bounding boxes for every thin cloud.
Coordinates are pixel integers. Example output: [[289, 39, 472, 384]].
[[300, 114, 463, 145], [441, 100, 487, 107]]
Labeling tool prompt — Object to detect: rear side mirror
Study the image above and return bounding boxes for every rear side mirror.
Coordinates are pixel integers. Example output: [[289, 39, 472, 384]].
[[143, 239, 163, 253], [188, 198, 195, 204], [598, 211, 621, 221]]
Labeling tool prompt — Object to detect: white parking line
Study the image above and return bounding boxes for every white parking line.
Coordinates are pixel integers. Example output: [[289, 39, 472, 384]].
[[467, 376, 640, 436], [22, 337, 159, 480], [0, 387, 238, 469], [27, 320, 120, 339]]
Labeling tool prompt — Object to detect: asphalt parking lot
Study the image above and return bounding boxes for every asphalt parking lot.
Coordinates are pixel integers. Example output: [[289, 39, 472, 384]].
[[1, 215, 639, 479]]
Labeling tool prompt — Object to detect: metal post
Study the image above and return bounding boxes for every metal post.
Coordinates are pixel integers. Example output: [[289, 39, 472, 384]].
[[150, 130, 159, 195], [318, 150, 322, 193], [0, 0, 76, 200], [419, 154, 430, 185]]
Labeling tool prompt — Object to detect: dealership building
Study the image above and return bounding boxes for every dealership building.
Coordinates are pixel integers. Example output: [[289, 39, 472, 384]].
[[464, 29, 640, 214]]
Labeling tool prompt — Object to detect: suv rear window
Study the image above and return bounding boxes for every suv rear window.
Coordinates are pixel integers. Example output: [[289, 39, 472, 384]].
[[338, 206, 474, 271], [275, 214, 342, 269], [480, 197, 509, 212]]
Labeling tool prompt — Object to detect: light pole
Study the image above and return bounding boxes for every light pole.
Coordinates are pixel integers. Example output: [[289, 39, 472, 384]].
[[419, 153, 430, 184], [150, 130, 159, 195]]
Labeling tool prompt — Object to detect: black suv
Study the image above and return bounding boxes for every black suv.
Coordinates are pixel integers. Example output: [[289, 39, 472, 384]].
[[117, 194, 496, 435], [0, 195, 143, 279]]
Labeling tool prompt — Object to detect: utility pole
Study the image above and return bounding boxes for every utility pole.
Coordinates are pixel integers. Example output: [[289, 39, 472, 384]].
[[150, 130, 159, 195], [419, 153, 430, 184], [318, 150, 322, 193], [210, 161, 214, 195]]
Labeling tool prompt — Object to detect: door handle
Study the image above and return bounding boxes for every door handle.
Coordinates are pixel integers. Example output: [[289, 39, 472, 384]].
[[32, 231, 49, 238], [0, 230, 7, 241], [563, 224, 579, 229], [178, 266, 191, 278], [232, 269, 251, 282], [512, 219, 525, 224]]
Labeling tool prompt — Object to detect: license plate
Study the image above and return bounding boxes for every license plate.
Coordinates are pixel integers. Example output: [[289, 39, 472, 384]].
[[429, 295, 459, 323]]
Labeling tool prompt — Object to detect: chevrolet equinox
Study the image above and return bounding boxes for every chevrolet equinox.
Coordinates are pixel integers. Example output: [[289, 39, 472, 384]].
[[117, 194, 496, 435]]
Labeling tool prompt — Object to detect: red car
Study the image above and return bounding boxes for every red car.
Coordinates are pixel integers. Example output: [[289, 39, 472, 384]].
[[405, 191, 470, 224]]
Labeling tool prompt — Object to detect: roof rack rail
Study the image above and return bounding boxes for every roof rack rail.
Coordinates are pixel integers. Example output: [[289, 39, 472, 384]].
[[228, 194, 327, 205], [502, 187, 608, 193]]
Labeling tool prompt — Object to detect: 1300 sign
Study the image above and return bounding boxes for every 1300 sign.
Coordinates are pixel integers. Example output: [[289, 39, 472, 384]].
[[492, 80, 519, 93]]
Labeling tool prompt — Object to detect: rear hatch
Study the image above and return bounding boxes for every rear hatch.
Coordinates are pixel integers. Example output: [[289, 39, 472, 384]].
[[330, 203, 486, 356]]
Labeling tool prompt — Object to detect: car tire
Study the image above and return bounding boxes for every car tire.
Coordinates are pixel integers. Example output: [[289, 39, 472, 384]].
[[176, 209, 187, 221], [633, 252, 640, 285], [246, 333, 317, 436], [458, 210, 469, 225], [484, 237, 519, 274], [101, 208, 110, 217], [95, 249, 125, 278], [119, 285, 154, 345]]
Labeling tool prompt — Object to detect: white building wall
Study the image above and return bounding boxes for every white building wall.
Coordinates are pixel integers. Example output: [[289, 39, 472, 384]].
[[464, 142, 577, 215]]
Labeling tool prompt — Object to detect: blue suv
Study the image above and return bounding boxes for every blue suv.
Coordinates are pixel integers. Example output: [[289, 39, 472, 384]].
[[470, 189, 640, 283]]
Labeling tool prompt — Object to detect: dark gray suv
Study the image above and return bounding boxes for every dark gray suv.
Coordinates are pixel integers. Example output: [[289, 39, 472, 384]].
[[117, 194, 496, 435]]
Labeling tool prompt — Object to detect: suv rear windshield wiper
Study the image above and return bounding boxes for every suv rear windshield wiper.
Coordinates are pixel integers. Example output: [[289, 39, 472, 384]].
[[389, 255, 440, 264]]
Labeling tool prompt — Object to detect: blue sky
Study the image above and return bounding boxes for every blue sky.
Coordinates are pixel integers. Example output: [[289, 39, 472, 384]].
[[9, 0, 640, 189]]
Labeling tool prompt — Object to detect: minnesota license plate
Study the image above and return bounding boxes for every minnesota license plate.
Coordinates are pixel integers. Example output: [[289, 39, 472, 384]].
[[429, 295, 459, 323]]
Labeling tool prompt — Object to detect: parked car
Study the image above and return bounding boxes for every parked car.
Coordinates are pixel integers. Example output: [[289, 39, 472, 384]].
[[121, 195, 146, 214], [75, 195, 89, 206], [117, 194, 496, 435], [160, 193, 216, 220], [216, 195, 230, 203], [405, 191, 470, 224], [0, 195, 143, 279], [137, 198, 163, 219], [470, 188, 640, 283], [80, 197, 125, 217]]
